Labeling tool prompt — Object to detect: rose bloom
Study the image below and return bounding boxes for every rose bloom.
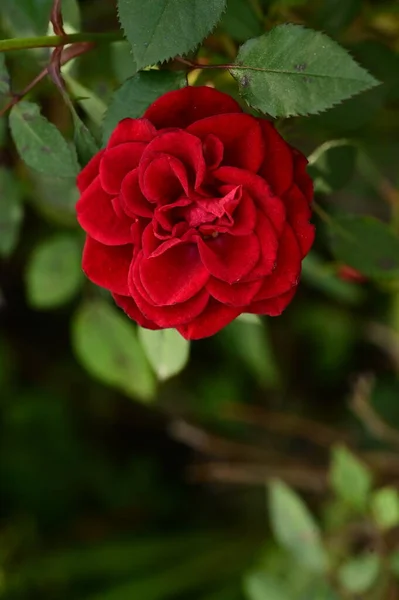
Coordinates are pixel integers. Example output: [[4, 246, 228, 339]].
[[76, 86, 314, 340]]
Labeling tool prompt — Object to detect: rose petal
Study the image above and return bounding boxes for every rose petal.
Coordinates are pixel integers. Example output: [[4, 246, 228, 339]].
[[214, 167, 286, 236], [100, 142, 147, 195], [198, 233, 259, 284], [293, 149, 313, 202], [137, 244, 209, 305], [108, 118, 156, 148], [76, 177, 133, 245], [284, 184, 315, 257], [253, 224, 301, 301], [248, 288, 296, 316], [140, 131, 205, 191], [258, 120, 294, 196], [144, 86, 242, 128], [187, 113, 264, 172], [242, 212, 279, 281], [120, 169, 153, 218], [113, 293, 160, 329], [207, 277, 262, 306], [77, 150, 104, 193], [228, 190, 257, 235], [142, 222, 182, 258], [202, 134, 224, 170], [82, 236, 132, 295], [177, 298, 240, 340], [140, 154, 189, 204]]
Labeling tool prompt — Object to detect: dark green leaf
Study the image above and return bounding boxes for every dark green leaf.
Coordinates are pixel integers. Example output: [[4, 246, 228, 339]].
[[230, 24, 379, 118], [62, 93, 99, 167], [25, 235, 83, 309], [268, 480, 328, 573], [10, 101, 79, 178], [117, 0, 226, 69], [301, 253, 364, 305], [317, 0, 362, 36], [102, 71, 187, 144], [329, 445, 372, 511], [329, 215, 399, 281], [0, 0, 53, 35], [220, 0, 262, 43], [138, 328, 190, 381], [0, 54, 10, 96], [72, 300, 156, 401], [307, 140, 357, 194], [338, 554, 380, 594], [111, 42, 138, 84], [0, 169, 23, 257], [352, 40, 399, 103]]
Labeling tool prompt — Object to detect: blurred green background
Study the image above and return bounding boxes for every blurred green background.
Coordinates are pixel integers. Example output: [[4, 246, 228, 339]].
[[2, 0, 399, 598]]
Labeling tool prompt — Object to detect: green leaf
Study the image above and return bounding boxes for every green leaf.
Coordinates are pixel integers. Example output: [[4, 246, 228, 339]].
[[111, 42, 138, 84], [138, 328, 190, 381], [0, 169, 23, 257], [62, 93, 99, 167], [338, 554, 380, 594], [230, 24, 379, 118], [219, 319, 280, 388], [307, 140, 357, 194], [0, 54, 10, 96], [301, 253, 364, 305], [329, 215, 399, 281], [10, 102, 79, 178], [63, 73, 108, 129], [220, 0, 263, 43], [31, 174, 79, 226], [25, 235, 83, 309], [317, 0, 362, 36], [268, 480, 328, 573], [0, 0, 53, 35], [329, 445, 372, 511], [244, 572, 287, 600], [72, 300, 156, 402], [371, 487, 399, 531], [102, 71, 187, 144], [117, 0, 226, 69]]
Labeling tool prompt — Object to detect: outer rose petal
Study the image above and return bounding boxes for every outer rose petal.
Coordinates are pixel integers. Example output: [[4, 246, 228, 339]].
[[77, 150, 104, 193], [120, 169, 153, 218], [198, 233, 259, 284], [214, 167, 286, 236], [258, 120, 294, 196], [143, 86, 242, 129], [112, 293, 160, 330], [137, 245, 209, 305], [177, 298, 240, 340], [82, 236, 132, 295], [76, 177, 133, 245], [207, 277, 262, 306], [242, 212, 279, 281], [248, 288, 296, 316], [293, 149, 313, 202], [99, 142, 146, 195], [253, 225, 302, 301], [284, 184, 315, 257], [187, 113, 264, 172], [108, 118, 156, 148]]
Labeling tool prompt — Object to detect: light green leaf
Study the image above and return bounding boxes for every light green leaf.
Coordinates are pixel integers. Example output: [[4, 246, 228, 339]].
[[0, 169, 23, 257], [72, 300, 156, 402], [338, 554, 380, 594], [219, 319, 280, 388], [329, 445, 372, 511], [371, 487, 399, 531], [220, 0, 262, 43], [268, 480, 328, 573], [0, 54, 10, 95], [244, 572, 287, 600], [138, 328, 190, 381], [25, 235, 83, 309], [230, 24, 379, 118], [329, 215, 399, 281], [307, 140, 357, 194], [63, 73, 107, 128], [103, 71, 187, 144], [117, 0, 226, 69], [0, 0, 53, 35], [10, 101, 79, 178], [111, 42, 137, 84]]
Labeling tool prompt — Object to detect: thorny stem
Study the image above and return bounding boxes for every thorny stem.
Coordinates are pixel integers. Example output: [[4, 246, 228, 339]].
[[0, 31, 123, 52]]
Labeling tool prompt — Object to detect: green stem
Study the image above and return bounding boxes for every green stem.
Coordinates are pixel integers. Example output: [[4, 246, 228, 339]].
[[0, 31, 124, 52]]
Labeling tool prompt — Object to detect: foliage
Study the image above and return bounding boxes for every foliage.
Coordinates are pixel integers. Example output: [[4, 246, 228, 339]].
[[1, 0, 399, 599]]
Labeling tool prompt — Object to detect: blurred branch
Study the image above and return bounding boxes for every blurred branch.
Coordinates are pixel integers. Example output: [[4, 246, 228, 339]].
[[0, 31, 123, 53], [350, 374, 399, 450]]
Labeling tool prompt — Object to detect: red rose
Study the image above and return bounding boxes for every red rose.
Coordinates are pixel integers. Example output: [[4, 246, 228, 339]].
[[76, 86, 314, 340]]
